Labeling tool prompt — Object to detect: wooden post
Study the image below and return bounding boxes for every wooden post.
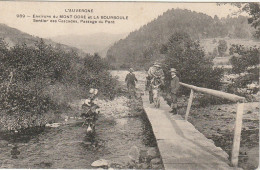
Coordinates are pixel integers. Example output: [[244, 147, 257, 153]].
[[231, 102, 244, 167], [185, 89, 194, 121]]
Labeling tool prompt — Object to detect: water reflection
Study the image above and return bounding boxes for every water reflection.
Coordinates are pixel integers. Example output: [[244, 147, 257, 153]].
[[0, 107, 159, 168], [0, 127, 46, 143], [11, 145, 20, 159]]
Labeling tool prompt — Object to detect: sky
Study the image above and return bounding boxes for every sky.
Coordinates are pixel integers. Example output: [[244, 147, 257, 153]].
[[0, 1, 243, 38]]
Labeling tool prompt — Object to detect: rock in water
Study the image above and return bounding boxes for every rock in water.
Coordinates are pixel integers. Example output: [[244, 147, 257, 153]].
[[45, 123, 61, 128], [151, 164, 162, 169], [140, 163, 149, 169], [91, 159, 109, 167], [11, 146, 20, 159], [150, 158, 161, 164]]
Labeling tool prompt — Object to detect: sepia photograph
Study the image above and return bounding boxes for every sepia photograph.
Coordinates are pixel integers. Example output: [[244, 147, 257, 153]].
[[0, 1, 259, 169]]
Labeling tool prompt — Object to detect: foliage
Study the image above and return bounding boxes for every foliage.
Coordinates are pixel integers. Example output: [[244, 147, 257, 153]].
[[217, 40, 228, 57], [219, 2, 260, 39], [78, 53, 118, 99], [196, 95, 231, 107], [229, 44, 260, 73], [237, 3, 260, 39], [0, 84, 56, 116], [107, 9, 254, 68], [225, 74, 259, 102], [227, 44, 259, 99], [233, 73, 259, 89], [161, 32, 224, 94], [0, 38, 117, 130], [246, 3, 260, 38]]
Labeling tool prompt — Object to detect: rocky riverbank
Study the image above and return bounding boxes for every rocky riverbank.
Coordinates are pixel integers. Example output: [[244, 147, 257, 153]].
[[69, 94, 164, 169], [0, 94, 163, 169], [0, 111, 58, 132]]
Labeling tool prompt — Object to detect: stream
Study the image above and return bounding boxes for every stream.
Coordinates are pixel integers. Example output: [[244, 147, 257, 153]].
[[0, 70, 161, 169]]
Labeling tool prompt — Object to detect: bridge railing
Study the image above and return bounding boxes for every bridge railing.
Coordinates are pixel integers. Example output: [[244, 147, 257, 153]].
[[179, 82, 245, 167]]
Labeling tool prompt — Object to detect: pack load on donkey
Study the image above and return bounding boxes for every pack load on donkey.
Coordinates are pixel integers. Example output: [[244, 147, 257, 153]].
[[146, 61, 165, 108]]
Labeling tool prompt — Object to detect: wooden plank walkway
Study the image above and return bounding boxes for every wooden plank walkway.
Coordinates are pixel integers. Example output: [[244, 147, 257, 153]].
[[142, 94, 239, 170]]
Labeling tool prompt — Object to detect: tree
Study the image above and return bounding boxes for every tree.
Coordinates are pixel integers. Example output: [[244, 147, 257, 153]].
[[161, 32, 224, 92], [229, 44, 259, 74], [218, 40, 228, 57], [238, 3, 260, 38], [214, 15, 220, 22], [228, 44, 259, 95], [219, 2, 260, 39]]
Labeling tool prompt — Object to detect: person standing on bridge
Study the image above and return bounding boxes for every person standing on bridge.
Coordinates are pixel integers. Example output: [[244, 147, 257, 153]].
[[125, 68, 138, 99], [146, 61, 165, 104], [169, 68, 180, 114]]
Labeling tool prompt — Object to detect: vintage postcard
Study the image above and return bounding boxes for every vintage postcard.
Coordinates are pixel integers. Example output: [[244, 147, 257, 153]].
[[0, 1, 259, 169]]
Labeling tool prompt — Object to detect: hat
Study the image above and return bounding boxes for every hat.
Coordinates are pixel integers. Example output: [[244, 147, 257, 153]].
[[129, 68, 134, 72], [89, 88, 98, 95], [170, 68, 177, 73]]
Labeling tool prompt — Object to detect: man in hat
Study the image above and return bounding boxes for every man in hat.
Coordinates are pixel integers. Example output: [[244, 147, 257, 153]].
[[125, 68, 138, 98], [169, 68, 180, 114], [146, 61, 165, 103]]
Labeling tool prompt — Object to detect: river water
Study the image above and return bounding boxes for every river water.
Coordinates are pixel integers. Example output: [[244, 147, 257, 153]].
[[0, 70, 160, 169]]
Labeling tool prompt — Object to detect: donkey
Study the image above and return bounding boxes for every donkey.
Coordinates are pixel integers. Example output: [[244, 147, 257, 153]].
[[151, 77, 162, 108], [81, 102, 100, 135]]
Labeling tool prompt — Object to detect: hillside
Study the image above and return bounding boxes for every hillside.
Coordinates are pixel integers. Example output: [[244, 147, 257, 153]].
[[0, 23, 85, 56], [50, 32, 127, 58], [106, 9, 255, 69]]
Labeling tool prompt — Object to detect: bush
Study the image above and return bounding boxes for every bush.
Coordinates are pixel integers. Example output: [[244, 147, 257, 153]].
[[228, 44, 259, 100], [196, 95, 232, 107], [226, 73, 259, 94], [161, 32, 224, 94], [229, 44, 259, 74], [0, 84, 56, 116], [119, 63, 130, 69], [77, 53, 118, 99], [0, 39, 118, 131]]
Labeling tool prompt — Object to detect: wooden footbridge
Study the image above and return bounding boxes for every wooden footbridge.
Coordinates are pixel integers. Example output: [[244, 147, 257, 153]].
[[141, 82, 245, 170], [110, 70, 246, 170]]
